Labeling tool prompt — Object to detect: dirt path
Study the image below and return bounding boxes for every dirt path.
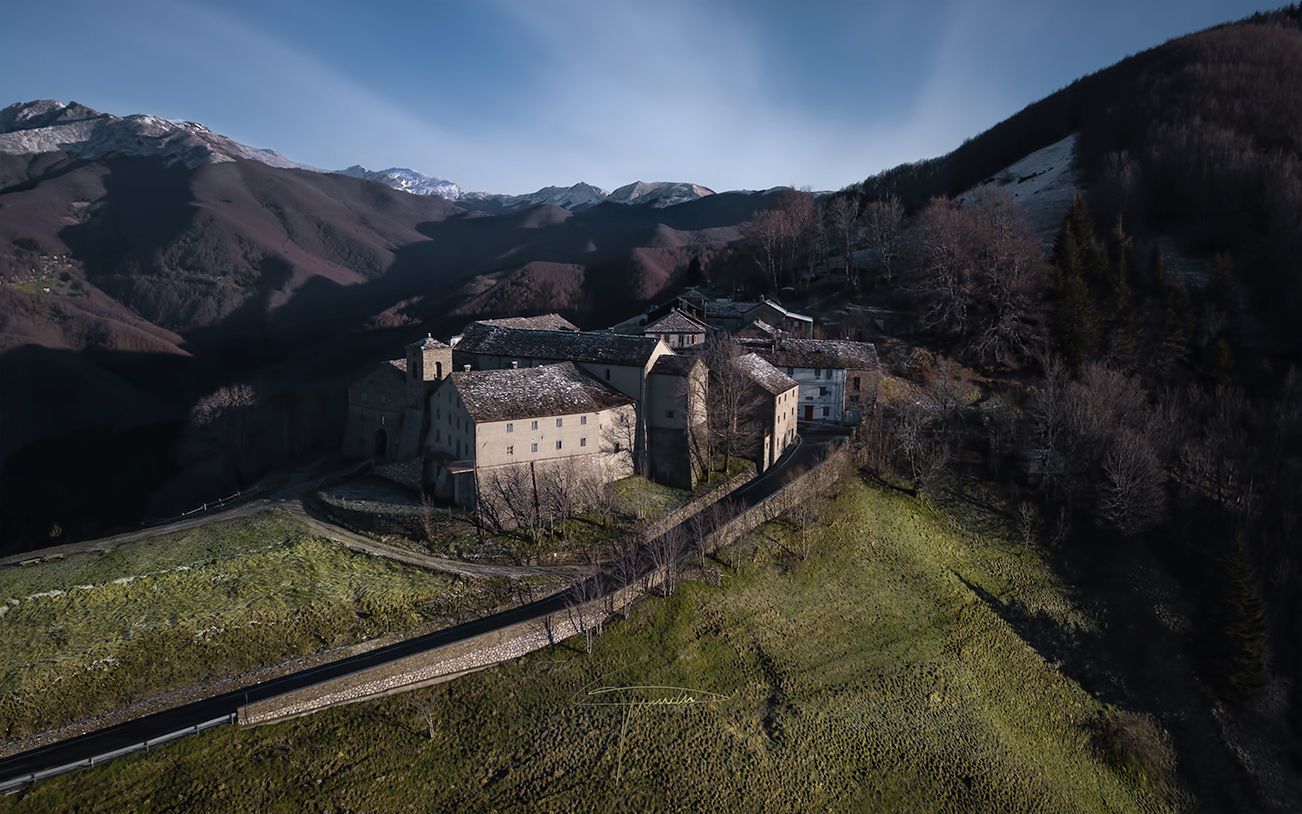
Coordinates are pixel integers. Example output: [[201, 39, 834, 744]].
[[280, 503, 588, 579], [1, 486, 587, 581]]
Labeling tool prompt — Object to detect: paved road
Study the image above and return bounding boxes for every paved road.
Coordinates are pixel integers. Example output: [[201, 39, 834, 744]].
[[0, 429, 841, 786]]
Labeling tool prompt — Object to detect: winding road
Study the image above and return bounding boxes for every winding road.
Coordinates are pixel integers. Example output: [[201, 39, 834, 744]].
[[0, 427, 842, 789]]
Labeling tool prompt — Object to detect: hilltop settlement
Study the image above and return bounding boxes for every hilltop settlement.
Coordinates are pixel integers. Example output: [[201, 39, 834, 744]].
[[343, 297, 879, 524]]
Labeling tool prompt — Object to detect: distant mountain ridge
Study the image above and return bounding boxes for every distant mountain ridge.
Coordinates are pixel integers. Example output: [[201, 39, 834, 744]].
[[0, 100, 312, 170], [335, 164, 715, 212]]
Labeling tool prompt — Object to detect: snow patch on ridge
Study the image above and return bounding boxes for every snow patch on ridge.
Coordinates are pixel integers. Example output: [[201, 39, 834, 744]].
[[959, 134, 1082, 245]]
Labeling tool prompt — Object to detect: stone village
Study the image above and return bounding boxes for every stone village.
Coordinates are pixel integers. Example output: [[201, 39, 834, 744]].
[[342, 296, 880, 524]]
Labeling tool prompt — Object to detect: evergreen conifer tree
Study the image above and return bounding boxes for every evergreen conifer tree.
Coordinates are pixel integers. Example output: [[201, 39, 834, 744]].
[[1216, 534, 1269, 702]]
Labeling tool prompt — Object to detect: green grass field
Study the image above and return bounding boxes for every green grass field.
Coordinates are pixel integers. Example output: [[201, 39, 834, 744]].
[[0, 511, 504, 743], [2, 477, 1179, 812]]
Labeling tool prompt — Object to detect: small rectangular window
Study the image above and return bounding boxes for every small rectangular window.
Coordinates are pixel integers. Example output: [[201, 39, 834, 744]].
[[531, 420, 539, 431], [606, 368, 612, 380], [852, 376, 861, 391], [531, 442, 538, 453], [556, 418, 563, 428], [580, 415, 588, 425], [820, 386, 828, 396], [507, 422, 514, 433], [787, 367, 794, 376], [814, 368, 822, 379], [506, 445, 514, 455], [580, 437, 587, 447], [556, 440, 563, 450], [822, 406, 829, 417]]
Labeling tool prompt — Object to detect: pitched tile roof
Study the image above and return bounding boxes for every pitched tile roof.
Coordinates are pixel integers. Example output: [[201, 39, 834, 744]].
[[456, 323, 664, 367], [740, 337, 880, 371], [735, 353, 799, 396], [702, 299, 755, 319], [650, 354, 702, 377], [450, 362, 634, 423], [754, 297, 813, 323], [474, 314, 580, 332], [407, 333, 450, 350], [644, 308, 709, 335]]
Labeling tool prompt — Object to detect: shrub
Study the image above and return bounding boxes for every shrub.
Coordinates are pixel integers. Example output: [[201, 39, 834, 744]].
[[11, 236, 42, 253], [1093, 708, 1176, 786]]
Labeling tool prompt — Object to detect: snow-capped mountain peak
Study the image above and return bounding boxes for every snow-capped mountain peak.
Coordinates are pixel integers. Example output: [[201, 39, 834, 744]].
[[0, 100, 314, 171], [338, 165, 462, 200]]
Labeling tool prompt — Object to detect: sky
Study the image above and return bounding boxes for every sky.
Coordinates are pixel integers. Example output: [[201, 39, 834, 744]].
[[0, 0, 1282, 194]]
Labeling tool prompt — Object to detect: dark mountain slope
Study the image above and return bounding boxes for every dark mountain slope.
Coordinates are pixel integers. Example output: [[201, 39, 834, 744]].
[[0, 140, 773, 549], [859, 6, 1302, 352]]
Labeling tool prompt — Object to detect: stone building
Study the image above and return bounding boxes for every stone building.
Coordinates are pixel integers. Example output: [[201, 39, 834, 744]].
[[642, 308, 709, 349], [681, 295, 815, 338], [740, 336, 879, 424], [342, 334, 451, 461], [644, 354, 709, 489], [424, 362, 636, 516], [734, 352, 800, 470], [451, 323, 676, 474]]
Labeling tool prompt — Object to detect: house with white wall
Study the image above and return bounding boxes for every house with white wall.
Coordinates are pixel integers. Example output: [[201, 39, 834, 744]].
[[741, 337, 879, 424]]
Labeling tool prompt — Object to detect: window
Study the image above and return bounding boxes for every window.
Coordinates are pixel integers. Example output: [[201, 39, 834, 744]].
[[822, 406, 830, 417], [852, 376, 861, 391], [819, 386, 828, 396], [506, 422, 514, 433], [580, 415, 588, 425], [361, 390, 368, 402], [506, 445, 514, 455], [666, 409, 675, 418], [814, 368, 822, 379], [580, 437, 587, 447], [531, 420, 539, 430], [531, 442, 539, 453], [556, 440, 563, 450], [605, 368, 612, 380], [787, 367, 794, 376], [556, 418, 563, 428]]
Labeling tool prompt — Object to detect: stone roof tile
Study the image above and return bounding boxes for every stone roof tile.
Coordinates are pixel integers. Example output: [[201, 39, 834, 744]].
[[450, 362, 634, 423]]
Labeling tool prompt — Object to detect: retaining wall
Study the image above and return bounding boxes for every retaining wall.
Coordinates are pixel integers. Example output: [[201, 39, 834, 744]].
[[237, 442, 846, 727], [638, 463, 757, 543]]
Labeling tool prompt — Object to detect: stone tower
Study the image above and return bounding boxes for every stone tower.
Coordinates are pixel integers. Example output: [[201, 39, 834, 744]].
[[405, 334, 452, 408]]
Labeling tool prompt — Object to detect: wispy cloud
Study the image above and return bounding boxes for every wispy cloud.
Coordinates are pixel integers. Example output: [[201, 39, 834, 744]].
[[5, 0, 1260, 194]]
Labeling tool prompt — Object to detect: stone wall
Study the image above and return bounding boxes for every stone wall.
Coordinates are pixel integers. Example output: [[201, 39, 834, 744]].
[[705, 442, 849, 550], [237, 441, 846, 727], [638, 463, 757, 543]]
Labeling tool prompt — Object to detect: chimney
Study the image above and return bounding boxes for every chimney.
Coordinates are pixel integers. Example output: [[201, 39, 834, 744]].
[[511, 360, 519, 369], [463, 364, 471, 372]]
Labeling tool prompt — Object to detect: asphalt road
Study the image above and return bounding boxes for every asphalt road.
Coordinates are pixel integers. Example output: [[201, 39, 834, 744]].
[[0, 428, 842, 785]]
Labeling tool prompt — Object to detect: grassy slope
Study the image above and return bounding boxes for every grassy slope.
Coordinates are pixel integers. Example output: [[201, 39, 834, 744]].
[[0, 511, 498, 742], [3, 479, 1176, 812]]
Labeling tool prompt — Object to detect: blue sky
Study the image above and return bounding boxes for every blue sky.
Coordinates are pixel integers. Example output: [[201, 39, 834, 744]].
[[0, 0, 1279, 193]]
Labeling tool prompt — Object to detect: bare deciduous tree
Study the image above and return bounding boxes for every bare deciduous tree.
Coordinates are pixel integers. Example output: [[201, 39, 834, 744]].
[[564, 561, 606, 654], [824, 194, 860, 289], [863, 195, 904, 286], [902, 195, 1049, 367], [1017, 500, 1041, 547], [1099, 428, 1166, 534], [649, 524, 689, 596]]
